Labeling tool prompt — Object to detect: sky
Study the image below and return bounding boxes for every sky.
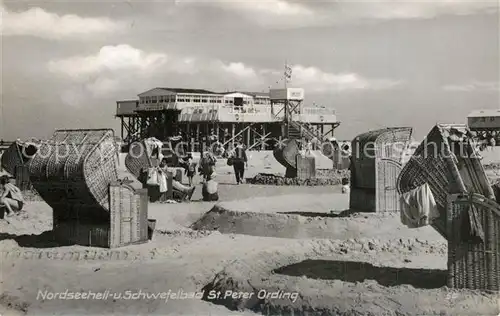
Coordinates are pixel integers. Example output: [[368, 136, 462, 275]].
[[0, 0, 499, 141]]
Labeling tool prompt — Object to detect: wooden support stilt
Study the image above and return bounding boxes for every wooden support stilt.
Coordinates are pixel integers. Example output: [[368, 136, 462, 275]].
[[216, 122, 220, 143], [231, 123, 235, 148], [205, 122, 209, 147], [247, 123, 251, 148], [121, 118, 124, 141], [196, 124, 200, 152], [262, 124, 266, 150], [222, 123, 256, 148]]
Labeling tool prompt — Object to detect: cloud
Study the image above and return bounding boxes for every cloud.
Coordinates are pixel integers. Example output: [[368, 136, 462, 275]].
[[182, 0, 312, 16], [212, 61, 400, 92], [179, 0, 315, 27], [181, 0, 498, 27], [208, 61, 400, 91], [169, 57, 199, 75], [220, 62, 259, 78], [86, 78, 122, 97], [48, 45, 402, 107], [48, 45, 168, 79], [290, 65, 402, 92], [338, 0, 498, 21], [47, 45, 168, 106], [443, 81, 500, 92], [0, 1, 124, 39]]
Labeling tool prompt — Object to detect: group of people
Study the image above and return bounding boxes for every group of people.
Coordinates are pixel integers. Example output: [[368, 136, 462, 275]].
[[172, 139, 248, 200], [148, 148, 220, 202], [0, 139, 248, 215]]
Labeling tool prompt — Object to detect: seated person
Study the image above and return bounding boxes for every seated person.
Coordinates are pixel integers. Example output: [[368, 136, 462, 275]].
[[0, 175, 24, 217], [159, 159, 195, 200]]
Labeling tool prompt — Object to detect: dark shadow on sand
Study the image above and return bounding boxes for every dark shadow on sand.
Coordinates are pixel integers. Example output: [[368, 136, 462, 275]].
[[274, 259, 447, 289], [0, 231, 67, 248], [278, 209, 358, 218]]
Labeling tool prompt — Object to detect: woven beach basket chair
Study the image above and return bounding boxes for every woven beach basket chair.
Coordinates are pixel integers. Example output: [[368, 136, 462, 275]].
[[397, 124, 499, 290], [124, 139, 156, 179], [0, 139, 39, 176], [273, 139, 300, 170], [28, 129, 119, 212], [349, 127, 412, 213]]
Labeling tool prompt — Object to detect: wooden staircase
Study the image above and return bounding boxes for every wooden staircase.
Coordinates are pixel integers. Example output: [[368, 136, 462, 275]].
[[288, 121, 325, 142], [287, 122, 302, 139]]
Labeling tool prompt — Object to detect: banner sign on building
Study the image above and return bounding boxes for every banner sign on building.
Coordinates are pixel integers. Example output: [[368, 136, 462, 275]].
[[270, 88, 304, 101]]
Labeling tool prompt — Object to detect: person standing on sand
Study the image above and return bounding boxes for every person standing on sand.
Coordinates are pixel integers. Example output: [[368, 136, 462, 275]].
[[231, 140, 248, 184], [199, 150, 217, 182], [0, 175, 24, 217], [183, 153, 196, 186]]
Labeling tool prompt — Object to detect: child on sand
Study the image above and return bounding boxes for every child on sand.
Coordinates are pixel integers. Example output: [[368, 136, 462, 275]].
[[341, 177, 350, 194], [0, 175, 24, 217], [184, 154, 196, 186]]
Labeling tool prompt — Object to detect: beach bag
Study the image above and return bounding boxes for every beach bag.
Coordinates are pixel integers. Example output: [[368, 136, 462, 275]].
[[158, 171, 168, 193], [206, 180, 218, 194], [147, 167, 159, 186], [342, 185, 350, 194], [202, 180, 219, 201]]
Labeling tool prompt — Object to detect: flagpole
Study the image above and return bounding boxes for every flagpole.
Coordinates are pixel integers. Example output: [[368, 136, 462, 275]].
[[284, 60, 287, 90], [284, 60, 288, 124]]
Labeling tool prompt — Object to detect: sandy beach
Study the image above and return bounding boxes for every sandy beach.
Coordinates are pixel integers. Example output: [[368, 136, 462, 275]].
[[1, 151, 499, 315]]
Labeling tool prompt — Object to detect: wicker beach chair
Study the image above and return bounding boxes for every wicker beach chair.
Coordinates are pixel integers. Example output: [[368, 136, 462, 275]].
[[397, 124, 499, 290], [273, 139, 300, 171], [29, 129, 119, 210], [447, 193, 500, 290], [350, 127, 413, 212], [0, 140, 39, 190], [124, 139, 156, 180], [28, 129, 148, 248]]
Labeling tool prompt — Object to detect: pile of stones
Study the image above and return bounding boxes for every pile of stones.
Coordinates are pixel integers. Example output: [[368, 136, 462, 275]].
[[246, 169, 350, 186]]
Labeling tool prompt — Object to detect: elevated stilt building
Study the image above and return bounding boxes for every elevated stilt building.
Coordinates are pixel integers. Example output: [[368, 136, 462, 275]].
[[115, 87, 340, 151]]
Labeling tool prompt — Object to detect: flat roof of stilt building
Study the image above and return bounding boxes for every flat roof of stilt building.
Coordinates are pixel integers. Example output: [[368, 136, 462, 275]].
[[468, 109, 500, 117], [220, 91, 270, 97], [138, 87, 219, 96], [137, 87, 272, 97]]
